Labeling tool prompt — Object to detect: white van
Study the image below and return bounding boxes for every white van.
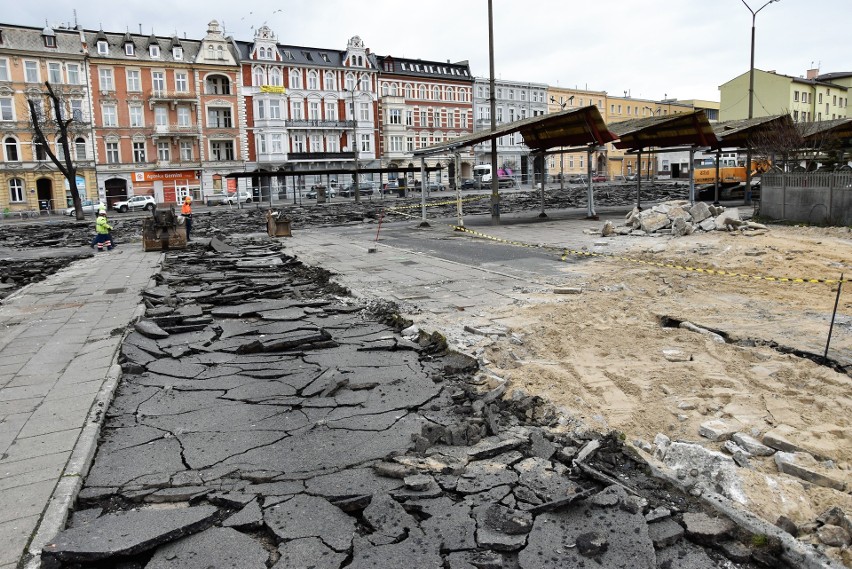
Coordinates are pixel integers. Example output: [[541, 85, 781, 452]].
[[473, 165, 515, 188]]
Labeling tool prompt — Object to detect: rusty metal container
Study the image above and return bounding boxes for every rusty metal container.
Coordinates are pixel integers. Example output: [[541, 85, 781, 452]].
[[266, 211, 292, 237], [142, 207, 188, 251]]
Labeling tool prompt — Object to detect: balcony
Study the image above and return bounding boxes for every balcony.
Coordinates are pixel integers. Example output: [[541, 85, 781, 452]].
[[148, 90, 197, 110], [285, 119, 355, 130], [151, 124, 200, 138], [288, 151, 355, 161]]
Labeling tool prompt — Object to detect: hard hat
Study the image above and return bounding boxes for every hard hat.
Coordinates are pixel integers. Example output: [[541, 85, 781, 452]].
[[98, 204, 107, 212], [184, 196, 192, 202]]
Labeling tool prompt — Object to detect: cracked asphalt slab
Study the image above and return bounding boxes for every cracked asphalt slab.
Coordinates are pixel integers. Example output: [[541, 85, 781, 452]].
[[33, 237, 795, 569]]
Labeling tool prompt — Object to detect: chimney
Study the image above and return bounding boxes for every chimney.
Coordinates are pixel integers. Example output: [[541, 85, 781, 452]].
[[806, 68, 819, 79]]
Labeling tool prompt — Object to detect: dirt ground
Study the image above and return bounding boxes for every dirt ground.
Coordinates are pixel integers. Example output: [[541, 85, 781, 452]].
[[477, 222, 852, 537]]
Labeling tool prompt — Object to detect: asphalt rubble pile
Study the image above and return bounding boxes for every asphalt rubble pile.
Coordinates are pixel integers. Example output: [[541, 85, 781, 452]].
[[601, 200, 769, 238], [34, 235, 823, 569]]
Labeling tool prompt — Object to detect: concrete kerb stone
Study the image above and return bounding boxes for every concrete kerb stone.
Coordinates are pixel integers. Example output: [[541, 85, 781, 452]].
[[628, 445, 845, 569], [23, 291, 152, 569]]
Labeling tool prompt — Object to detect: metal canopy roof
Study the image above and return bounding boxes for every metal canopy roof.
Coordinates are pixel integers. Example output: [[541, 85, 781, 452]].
[[711, 114, 795, 148], [612, 111, 716, 150], [225, 165, 443, 179], [412, 106, 617, 157], [798, 117, 852, 145]]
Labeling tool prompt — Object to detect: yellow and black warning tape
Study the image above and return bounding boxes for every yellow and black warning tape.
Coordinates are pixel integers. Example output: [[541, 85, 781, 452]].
[[449, 225, 847, 285]]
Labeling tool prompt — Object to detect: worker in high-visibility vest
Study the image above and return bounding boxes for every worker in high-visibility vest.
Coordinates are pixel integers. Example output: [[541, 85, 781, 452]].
[[181, 196, 193, 241], [94, 210, 113, 251]]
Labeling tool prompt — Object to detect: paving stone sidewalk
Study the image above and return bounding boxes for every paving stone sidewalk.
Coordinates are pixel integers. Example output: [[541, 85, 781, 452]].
[[0, 247, 162, 569]]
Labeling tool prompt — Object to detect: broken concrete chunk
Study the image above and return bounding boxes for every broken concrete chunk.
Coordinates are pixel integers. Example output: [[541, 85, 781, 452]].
[[553, 286, 583, 295], [42, 505, 218, 563], [272, 537, 347, 569], [731, 432, 775, 457], [662, 349, 691, 362], [144, 527, 267, 568], [682, 512, 735, 543], [135, 319, 170, 339], [774, 452, 847, 491], [699, 419, 739, 442], [816, 524, 852, 547], [647, 518, 684, 548]]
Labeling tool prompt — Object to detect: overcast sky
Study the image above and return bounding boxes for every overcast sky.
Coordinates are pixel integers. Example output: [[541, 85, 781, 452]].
[[7, 0, 851, 102]]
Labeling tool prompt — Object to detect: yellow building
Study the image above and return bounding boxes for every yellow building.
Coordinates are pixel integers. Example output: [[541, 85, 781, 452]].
[[719, 68, 848, 123], [545, 87, 606, 183], [0, 24, 96, 214]]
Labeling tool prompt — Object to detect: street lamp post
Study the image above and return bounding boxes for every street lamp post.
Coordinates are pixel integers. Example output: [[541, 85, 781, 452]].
[[344, 88, 360, 203], [741, 0, 779, 206], [550, 95, 574, 190]]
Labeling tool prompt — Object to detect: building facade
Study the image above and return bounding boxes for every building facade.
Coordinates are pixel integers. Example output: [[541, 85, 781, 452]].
[[472, 78, 547, 184], [720, 68, 848, 123], [0, 23, 96, 213], [376, 56, 475, 185], [84, 20, 245, 206]]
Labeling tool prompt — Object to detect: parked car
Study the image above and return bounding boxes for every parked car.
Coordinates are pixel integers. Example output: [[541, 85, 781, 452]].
[[425, 181, 445, 192], [339, 183, 375, 197], [625, 174, 639, 182], [460, 178, 477, 190], [592, 175, 608, 183], [112, 195, 156, 213], [227, 190, 253, 204], [567, 175, 587, 184], [381, 181, 400, 194], [65, 200, 106, 216], [305, 186, 337, 199]]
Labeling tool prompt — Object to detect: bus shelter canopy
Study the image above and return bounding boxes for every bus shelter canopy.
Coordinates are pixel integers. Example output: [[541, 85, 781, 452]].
[[412, 106, 617, 157], [611, 111, 716, 151], [711, 114, 795, 149]]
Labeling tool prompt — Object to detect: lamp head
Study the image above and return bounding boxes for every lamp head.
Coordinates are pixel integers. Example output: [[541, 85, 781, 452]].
[[568, 96, 575, 103]]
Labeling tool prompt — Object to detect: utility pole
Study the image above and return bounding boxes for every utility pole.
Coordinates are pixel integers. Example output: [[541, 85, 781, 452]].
[[488, 0, 499, 223]]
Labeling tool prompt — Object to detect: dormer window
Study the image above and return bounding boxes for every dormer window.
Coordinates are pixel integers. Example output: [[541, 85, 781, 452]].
[[97, 41, 108, 54], [149, 44, 160, 58], [173, 46, 183, 60], [125, 43, 135, 56], [44, 35, 56, 48]]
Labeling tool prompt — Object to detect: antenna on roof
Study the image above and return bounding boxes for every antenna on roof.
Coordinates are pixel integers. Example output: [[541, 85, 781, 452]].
[[73, 9, 78, 27]]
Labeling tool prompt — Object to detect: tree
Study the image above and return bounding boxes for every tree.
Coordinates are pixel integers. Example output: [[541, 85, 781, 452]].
[[749, 114, 803, 172], [27, 82, 83, 219]]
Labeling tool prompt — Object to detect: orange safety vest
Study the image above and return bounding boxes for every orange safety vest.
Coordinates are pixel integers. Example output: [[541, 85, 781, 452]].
[[181, 201, 192, 216]]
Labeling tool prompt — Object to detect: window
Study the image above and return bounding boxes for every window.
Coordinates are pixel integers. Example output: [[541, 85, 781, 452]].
[[129, 105, 144, 127], [292, 135, 306, 152], [205, 76, 231, 95], [157, 141, 170, 161], [325, 101, 336, 121], [345, 73, 355, 91], [325, 72, 336, 90], [207, 107, 233, 128], [69, 99, 83, 122], [389, 135, 402, 152], [149, 44, 160, 58], [360, 133, 370, 152], [819, 93, 823, 103], [44, 34, 56, 48], [48, 62, 62, 83], [290, 100, 303, 120], [326, 136, 338, 153], [210, 141, 235, 160], [133, 141, 146, 162], [360, 74, 370, 91], [433, 86, 440, 100], [97, 40, 108, 54], [102, 104, 117, 126], [126, 69, 141, 91], [173, 46, 183, 60], [310, 135, 321, 152], [308, 71, 318, 90], [269, 100, 281, 119], [0, 59, 9, 81], [75, 137, 86, 160], [4, 137, 19, 161], [794, 91, 800, 102], [257, 134, 267, 154], [309, 101, 320, 120], [447, 87, 455, 101], [0, 98, 12, 121], [418, 85, 426, 99], [388, 109, 401, 124], [180, 141, 193, 160], [406, 137, 413, 152], [176, 106, 191, 127], [125, 42, 135, 56], [9, 178, 24, 202], [269, 68, 282, 86], [154, 106, 168, 126], [99, 68, 114, 91], [405, 110, 413, 126], [175, 71, 188, 92], [34, 140, 47, 160], [270, 133, 283, 153], [359, 102, 369, 121], [253, 67, 264, 86], [290, 70, 302, 89], [152, 71, 165, 93], [105, 141, 119, 163], [24, 60, 39, 83]]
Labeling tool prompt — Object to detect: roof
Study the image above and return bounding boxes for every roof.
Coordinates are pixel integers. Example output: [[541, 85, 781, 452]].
[[0, 23, 86, 58], [712, 115, 795, 148], [413, 106, 616, 156], [233, 40, 349, 68], [611, 111, 716, 150], [798, 118, 852, 143], [376, 56, 473, 82]]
